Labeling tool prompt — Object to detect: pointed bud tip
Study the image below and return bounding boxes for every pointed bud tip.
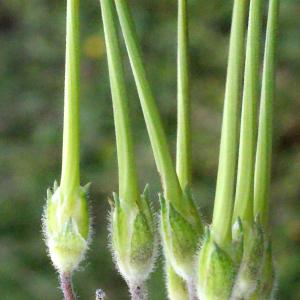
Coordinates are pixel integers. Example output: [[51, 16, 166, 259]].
[[110, 192, 157, 283], [43, 184, 91, 273]]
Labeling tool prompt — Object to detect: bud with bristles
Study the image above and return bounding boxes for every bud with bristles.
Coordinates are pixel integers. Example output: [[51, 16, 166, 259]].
[[232, 219, 264, 299], [197, 228, 236, 300], [44, 182, 91, 274], [110, 187, 157, 283], [260, 241, 276, 298], [249, 239, 276, 300], [160, 192, 202, 281]]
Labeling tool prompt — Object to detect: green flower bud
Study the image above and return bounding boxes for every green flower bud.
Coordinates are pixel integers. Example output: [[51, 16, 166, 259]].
[[160, 192, 202, 281], [166, 262, 189, 300], [43, 181, 91, 274], [110, 186, 157, 282], [197, 228, 236, 300], [232, 220, 264, 299], [259, 241, 276, 299], [249, 240, 276, 300]]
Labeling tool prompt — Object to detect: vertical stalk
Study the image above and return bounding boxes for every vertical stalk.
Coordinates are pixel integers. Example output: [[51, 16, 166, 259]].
[[113, 0, 184, 211], [58, 3, 80, 299], [60, 0, 80, 195], [187, 281, 198, 300], [129, 282, 147, 300], [176, 0, 191, 190], [254, 0, 279, 228], [212, 0, 248, 248], [233, 0, 263, 226], [174, 1, 195, 300], [100, 0, 139, 206], [60, 273, 76, 300]]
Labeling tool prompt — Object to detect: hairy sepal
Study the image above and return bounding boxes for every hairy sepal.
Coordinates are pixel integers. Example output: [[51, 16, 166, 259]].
[[160, 192, 202, 281], [110, 187, 157, 283], [43, 182, 91, 273], [232, 220, 265, 299], [197, 227, 236, 300]]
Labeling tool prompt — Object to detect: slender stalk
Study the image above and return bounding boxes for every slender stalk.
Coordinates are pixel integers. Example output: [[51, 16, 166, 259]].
[[233, 0, 263, 226], [187, 281, 198, 300], [60, 273, 76, 300], [254, 0, 280, 228], [58, 1, 80, 298], [60, 0, 80, 195], [175, 2, 197, 299], [129, 281, 147, 300], [100, 0, 139, 206], [113, 0, 184, 212], [176, 0, 191, 190], [211, 0, 248, 248]]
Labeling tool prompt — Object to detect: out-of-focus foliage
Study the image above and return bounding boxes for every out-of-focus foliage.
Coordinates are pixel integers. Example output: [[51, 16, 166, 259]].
[[0, 0, 299, 299]]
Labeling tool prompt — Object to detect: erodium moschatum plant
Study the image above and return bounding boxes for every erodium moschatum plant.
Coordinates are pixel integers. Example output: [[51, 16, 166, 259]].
[[42, 0, 280, 299]]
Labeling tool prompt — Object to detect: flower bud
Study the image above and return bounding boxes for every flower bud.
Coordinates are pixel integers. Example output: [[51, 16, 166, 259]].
[[110, 186, 157, 282], [197, 228, 236, 300], [249, 240, 276, 300], [43, 181, 91, 274], [232, 220, 264, 299], [160, 192, 202, 280], [259, 241, 276, 299]]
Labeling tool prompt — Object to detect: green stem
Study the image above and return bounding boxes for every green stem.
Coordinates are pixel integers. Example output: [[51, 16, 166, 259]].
[[212, 0, 248, 248], [254, 0, 279, 228], [233, 0, 263, 226], [60, 0, 80, 195], [113, 0, 184, 210], [176, 0, 191, 190], [100, 0, 139, 206]]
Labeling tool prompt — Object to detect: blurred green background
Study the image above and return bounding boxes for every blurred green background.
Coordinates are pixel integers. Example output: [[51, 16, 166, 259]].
[[0, 0, 299, 299]]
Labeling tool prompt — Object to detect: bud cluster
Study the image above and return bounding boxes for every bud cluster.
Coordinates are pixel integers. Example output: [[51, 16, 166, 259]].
[[196, 221, 275, 300]]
